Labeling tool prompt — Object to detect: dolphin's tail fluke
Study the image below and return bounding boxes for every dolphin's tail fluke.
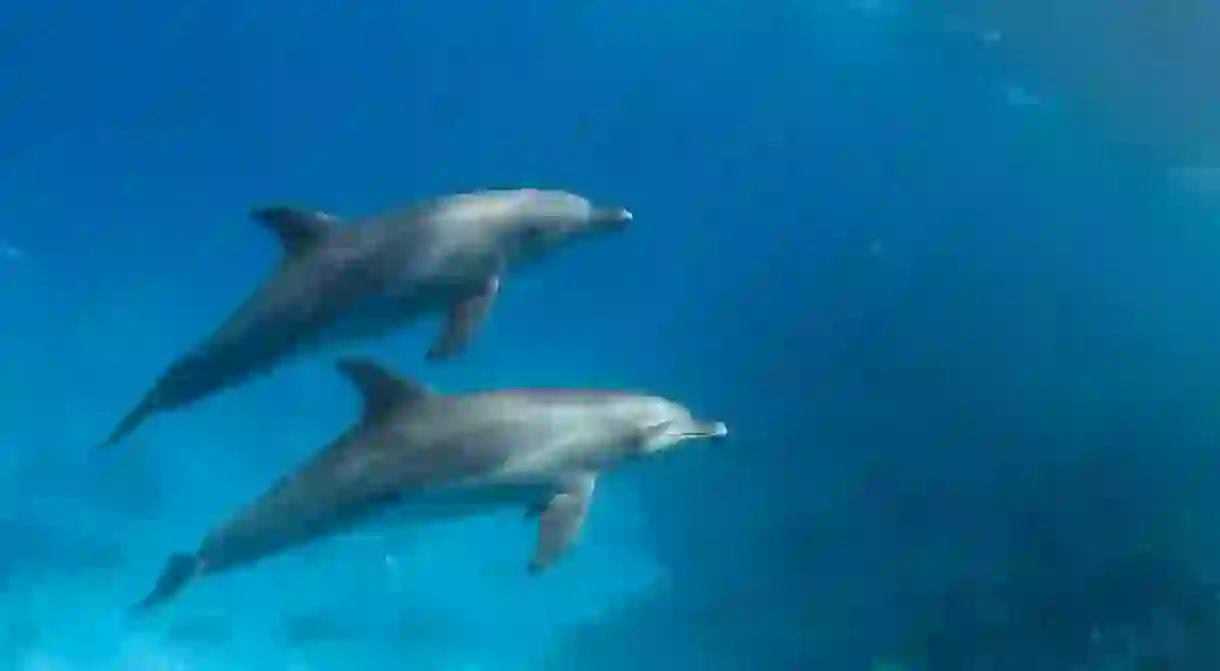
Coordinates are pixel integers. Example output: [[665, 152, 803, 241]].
[[97, 396, 159, 450], [131, 553, 199, 614]]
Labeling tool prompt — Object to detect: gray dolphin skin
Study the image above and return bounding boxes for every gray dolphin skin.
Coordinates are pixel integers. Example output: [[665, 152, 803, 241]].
[[131, 357, 727, 613], [97, 188, 633, 450]]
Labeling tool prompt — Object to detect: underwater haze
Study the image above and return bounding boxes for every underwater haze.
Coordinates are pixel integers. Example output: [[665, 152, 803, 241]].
[[4, 1, 1220, 669]]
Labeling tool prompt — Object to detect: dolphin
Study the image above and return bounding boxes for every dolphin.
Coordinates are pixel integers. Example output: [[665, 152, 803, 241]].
[[131, 357, 727, 612], [97, 188, 633, 450]]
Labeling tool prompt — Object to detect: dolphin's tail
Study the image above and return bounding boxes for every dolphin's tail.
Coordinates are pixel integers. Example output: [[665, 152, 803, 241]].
[[97, 395, 159, 450], [131, 553, 199, 614]]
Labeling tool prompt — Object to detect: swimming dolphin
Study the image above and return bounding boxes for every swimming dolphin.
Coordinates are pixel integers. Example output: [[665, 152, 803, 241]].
[[98, 188, 633, 450], [131, 357, 727, 612]]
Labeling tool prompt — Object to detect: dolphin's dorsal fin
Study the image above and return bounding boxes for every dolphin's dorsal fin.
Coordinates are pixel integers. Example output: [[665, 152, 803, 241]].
[[334, 358, 431, 424], [250, 206, 344, 257]]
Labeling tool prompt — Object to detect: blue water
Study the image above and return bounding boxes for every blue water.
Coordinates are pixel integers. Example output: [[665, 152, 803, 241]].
[[4, 1, 1220, 669]]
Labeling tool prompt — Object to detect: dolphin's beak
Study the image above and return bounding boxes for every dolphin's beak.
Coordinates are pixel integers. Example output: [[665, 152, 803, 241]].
[[593, 206, 633, 230], [688, 421, 728, 441]]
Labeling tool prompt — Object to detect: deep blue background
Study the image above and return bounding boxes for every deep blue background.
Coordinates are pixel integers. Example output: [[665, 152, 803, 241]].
[[4, 1, 1220, 669]]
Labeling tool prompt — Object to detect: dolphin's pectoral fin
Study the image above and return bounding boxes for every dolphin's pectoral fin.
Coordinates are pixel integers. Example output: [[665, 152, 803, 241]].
[[334, 358, 433, 424], [130, 553, 200, 614], [96, 393, 161, 451], [524, 500, 548, 518], [529, 474, 596, 574], [250, 206, 344, 257], [426, 276, 500, 361]]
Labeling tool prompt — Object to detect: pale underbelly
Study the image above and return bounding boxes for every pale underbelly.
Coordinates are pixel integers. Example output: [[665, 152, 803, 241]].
[[310, 285, 462, 349], [314, 295, 428, 346], [204, 482, 548, 571], [370, 482, 550, 529]]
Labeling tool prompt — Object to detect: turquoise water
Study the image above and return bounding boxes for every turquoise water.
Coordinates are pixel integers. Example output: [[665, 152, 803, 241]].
[[4, 1, 1220, 669]]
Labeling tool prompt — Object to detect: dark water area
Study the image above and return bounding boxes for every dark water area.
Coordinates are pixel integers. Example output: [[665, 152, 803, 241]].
[[2, 1, 1220, 669]]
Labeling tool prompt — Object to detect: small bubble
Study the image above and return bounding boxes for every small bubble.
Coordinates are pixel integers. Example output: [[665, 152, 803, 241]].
[[1003, 85, 1043, 107], [1172, 166, 1220, 194], [850, 0, 892, 17], [0, 240, 25, 259]]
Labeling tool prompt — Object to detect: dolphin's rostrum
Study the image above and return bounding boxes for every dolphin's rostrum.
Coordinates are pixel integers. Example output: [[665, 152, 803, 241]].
[[131, 357, 727, 613], [98, 189, 633, 450]]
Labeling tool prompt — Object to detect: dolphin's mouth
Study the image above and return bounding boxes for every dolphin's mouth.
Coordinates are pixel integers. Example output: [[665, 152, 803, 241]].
[[593, 206, 633, 229], [681, 421, 728, 440]]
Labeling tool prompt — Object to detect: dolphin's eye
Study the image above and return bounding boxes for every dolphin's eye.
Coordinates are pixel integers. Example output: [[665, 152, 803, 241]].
[[522, 220, 560, 244], [520, 224, 546, 242]]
